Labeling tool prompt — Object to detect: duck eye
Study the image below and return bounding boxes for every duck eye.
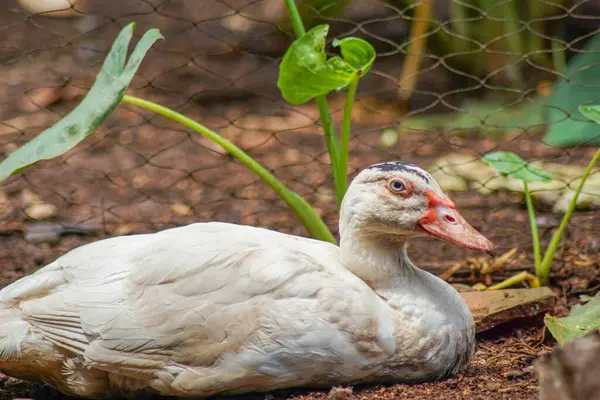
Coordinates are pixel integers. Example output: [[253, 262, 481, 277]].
[[389, 180, 405, 193]]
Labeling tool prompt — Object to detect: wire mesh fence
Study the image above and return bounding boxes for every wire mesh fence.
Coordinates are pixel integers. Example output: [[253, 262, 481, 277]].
[[0, 0, 599, 286]]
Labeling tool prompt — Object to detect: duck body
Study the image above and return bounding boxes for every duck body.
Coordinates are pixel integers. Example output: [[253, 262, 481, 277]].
[[0, 162, 493, 397], [0, 222, 473, 397]]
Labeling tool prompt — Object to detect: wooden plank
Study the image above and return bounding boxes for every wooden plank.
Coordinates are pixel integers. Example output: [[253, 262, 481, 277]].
[[460, 287, 556, 333]]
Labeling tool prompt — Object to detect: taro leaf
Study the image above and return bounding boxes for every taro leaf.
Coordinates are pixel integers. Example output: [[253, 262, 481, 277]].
[[277, 24, 375, 105], [579, 104, 600, 124], [0, 23, 163, 183], [545, 293, 600, 345], [482, 151, 552, 183], [332, 36, 375, 75], [542, 32, 600, 147], [399, 98, 547, 137]]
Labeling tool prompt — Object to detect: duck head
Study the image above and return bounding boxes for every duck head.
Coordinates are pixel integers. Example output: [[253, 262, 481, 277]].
[[340, 161, 495, 255]]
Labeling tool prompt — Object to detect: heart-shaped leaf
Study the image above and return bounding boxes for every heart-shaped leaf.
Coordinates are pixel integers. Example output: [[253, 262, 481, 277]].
[[0, 23, 163, 183], [332, 36, 376, 74], [545, 293, 600, 345], [277, 24, 375, 105], [482, 151, 552, 183]]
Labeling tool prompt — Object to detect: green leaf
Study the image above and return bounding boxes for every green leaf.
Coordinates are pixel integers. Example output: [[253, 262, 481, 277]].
[[545, 293, 600, 345], [482, 151, 552, 183], [398, 97, 548, 138], [0, 23, 163, 183], [332, 36, 375, 74], [543, 32, 600, 147], [277, 24, 375, 105], [579, 104, 600, 124]]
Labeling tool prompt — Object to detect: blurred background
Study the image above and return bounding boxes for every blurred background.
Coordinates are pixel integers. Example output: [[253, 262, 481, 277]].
[[0, 0, 599, 290]]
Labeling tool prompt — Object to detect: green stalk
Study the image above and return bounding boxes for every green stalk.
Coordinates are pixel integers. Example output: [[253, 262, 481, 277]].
[[551, 35, 567, 74], [501, 0, 524, 86], [316, 97, 340, 188], [538, 148, 600, 285], [397, 0, 433, 104], [121, 95, 336, 244], [337, 77, 358, 207], [524, 0, 551, 69], [283, 0, 342, 207], [284, 0, 307, 37], [487, 271, 540, 290], [449, 0, 469, 54], [523, 182, 542, 274]]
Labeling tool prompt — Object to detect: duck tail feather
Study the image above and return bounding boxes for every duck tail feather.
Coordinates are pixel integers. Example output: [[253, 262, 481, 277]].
[[0, 309, 29, 361]]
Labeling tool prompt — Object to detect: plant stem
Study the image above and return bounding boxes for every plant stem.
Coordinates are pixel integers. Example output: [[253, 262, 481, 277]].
[[551, 35, 567, 74], [538, 147, 600, 285], [449, 0, 468, 54], [523, 182, 541, 274], [283, 0, 342, 207], [316, 97, 340, 189], [487, 271, 541, 290], [284, 0, 306, 37], [500, 0, 525, 86], [397, 0, 432, 105], [336, 77, 359, 207], [537, 149, 600, 285], [121, 95, 336, 244]]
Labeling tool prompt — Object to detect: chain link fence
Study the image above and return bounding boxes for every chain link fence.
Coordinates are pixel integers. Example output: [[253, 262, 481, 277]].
[[0, 0, 599, 286]]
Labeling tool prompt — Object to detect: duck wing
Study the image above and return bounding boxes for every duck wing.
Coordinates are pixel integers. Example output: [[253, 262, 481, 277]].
[[2, 223, 348, 383]]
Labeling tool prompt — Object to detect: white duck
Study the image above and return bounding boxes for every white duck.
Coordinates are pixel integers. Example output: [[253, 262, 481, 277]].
[[0, 161, 494, 397]]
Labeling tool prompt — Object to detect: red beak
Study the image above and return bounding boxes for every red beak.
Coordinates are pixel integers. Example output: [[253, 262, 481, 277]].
[[417, 190, 495, 255]]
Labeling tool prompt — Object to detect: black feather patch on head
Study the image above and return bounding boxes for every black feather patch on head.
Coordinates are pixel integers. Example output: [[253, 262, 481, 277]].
[[368, 161, 431, 183]]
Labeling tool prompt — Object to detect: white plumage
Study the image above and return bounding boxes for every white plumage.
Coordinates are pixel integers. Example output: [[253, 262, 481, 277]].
[[0, 162, 494, 397]]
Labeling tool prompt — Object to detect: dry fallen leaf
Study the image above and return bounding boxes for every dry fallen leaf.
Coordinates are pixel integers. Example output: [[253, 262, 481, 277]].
[[20, 189, 57, 220], [18, 0, 84, 17], [221, 13, 254, 33], [25, 203, 57, 220], [113, 224, 137, 236], [170, 203, 192, 216], [132, 174, 150, 189]]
